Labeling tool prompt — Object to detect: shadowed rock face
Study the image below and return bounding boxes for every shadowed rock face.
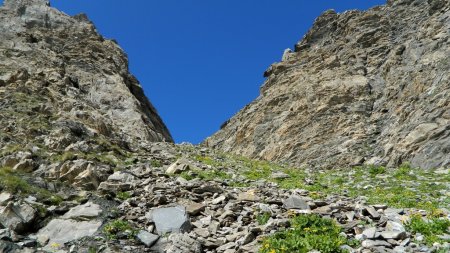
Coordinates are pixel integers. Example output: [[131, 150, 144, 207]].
[[206, 0, 450, 169], [0, 0, 172, 152]]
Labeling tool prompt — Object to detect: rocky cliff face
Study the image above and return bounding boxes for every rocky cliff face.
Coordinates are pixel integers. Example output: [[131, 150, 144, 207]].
[[0, 0, 173, 155], [206, 0, 450, 169]]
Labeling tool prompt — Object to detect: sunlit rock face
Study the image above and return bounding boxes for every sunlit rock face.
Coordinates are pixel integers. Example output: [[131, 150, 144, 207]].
[[206, 0, 450, 169], [0, 0, 173, 153]]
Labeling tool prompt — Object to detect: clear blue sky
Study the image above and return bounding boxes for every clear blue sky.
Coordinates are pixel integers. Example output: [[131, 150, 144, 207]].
[[2, 0, 386, 143]]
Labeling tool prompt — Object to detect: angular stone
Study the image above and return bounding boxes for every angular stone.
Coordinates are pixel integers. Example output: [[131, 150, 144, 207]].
[[217, 242, 236, 251], [194, 227, 210, 238], [36, 219, 102, 249], [355, 234, 367, 241], [0, 193, 12, 206], [237, 232, 256, 245], [166, 159, 190, 174], [283, 195, 310, 210], [361, 240, 392, 248], [107, 171, 136, 183], [185, 202, 206, 215], [239, 241, 260, 253], [211, 195, 226, 205], [393, 246, 407, 253], [238, 190, 260, 202], [193, 185, 223, 194], [362, 227, 377, 239], [345, 211, 355, 221], [381, 231, 407, 240], [365, 206, 381, 219], [270, 172, 290, 179], [136, 230, 159, 247], [98, 181, 132, 193], [385, 221, 405, 232], [0, 228, 11, 240], [62, 202, 102, 220], [0, 202, 37, 233], [264, 219, 290, 232], [164, 233, 202, 253], [150, 205, 191, 235]]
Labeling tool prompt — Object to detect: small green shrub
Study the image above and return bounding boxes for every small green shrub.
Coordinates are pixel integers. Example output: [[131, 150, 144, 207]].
[[405, 214, 450, 245], [116, 191, 131, 201], [256, 212, 271, 225], [103, 220, 137, 240], [151, 160, 162, 167], [394, 163, 417, 180], [260, 214, 348, 253], [368, 165, 386, 176]]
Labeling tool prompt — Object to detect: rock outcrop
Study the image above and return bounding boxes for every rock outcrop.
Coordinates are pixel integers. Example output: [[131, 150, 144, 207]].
[[0, 0, 173, 156], [206, 0, 450, 169]]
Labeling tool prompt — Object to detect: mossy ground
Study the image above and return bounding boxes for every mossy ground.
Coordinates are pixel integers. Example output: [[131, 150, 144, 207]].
[[0, 167, 62, 205], [183, 151, 449, 213]]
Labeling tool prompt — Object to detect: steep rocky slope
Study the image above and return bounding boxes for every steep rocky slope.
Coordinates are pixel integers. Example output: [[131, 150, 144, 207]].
[[0, 0, 173, 156], [206, 0, 450, 170], [0, 1, 449, 253], [1, 142, 449, 253]]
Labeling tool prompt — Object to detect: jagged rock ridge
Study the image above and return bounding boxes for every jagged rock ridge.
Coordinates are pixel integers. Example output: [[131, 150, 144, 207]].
[[0, 0, 173, 154], [206, 0, 450, 169]]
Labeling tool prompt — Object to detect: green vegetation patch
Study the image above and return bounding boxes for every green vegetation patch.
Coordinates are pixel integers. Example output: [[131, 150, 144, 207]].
[[103, 219, 137, 240], [183, 150, 448, 213], [406, 214, 450, 246], [256, 212, 271, 225], [260, 214, 350, 253], [0, 167, 62, 205], [116, 191, 132, 201]]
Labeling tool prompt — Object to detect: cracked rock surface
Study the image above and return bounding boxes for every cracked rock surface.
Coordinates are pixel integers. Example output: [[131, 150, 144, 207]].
[[206, 0, 450, 170]]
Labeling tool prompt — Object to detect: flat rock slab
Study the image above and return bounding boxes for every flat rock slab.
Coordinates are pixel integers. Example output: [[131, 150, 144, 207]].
[[136, 230, 159, 247], [0, 193, 12, 206], [238, 190, 260, 202], [179, 201, 206, 215], [365, 206, 381, 219], [37, 219, 102, 249], [151, 205, 191, 235], [283, 195, 310, 210], [381, 230, 407, 240], [361, 239, 391, 248], [362, 227, 377, 239], [62, 202, 102, 219]]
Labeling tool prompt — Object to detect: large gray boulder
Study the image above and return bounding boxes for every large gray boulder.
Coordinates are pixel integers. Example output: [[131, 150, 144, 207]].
[[36, 219, 102, 250], [149, 206, 192, 235], [0, 202, 37, 233], [36, 201, 103, 250]]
